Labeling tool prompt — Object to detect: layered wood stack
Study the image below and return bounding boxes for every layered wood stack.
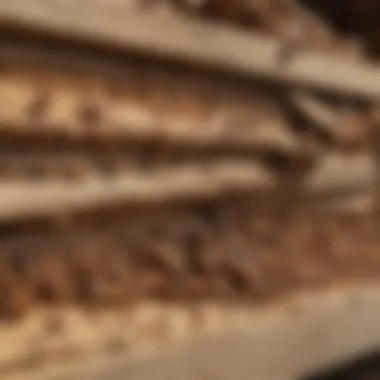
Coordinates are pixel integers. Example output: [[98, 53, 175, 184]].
[[0, 0, 379, 379]]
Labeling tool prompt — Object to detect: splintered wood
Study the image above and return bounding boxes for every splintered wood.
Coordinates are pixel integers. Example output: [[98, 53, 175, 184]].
[[0, 1, 380, 379]]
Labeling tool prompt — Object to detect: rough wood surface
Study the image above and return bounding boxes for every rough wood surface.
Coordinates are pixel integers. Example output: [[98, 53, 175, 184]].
[[0, 0, 379, 99], [2, 284, 380, 380], [0, 2, 379, 379]]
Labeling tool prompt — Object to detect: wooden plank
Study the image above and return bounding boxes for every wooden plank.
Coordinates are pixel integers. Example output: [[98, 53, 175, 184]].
[[0, 1, 379, 99], [0, 161, 274, 221], [0, 153, 374, 222]]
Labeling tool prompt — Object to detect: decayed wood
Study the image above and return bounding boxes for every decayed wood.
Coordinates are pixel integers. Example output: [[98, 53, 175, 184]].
[[0, 0, 379, 99], [0, 161, 275, 221], [0, 4, 379, 380], [88, 285, 380, 380], [0, 75, 299, 155], [4, 285, 380, 380], [0, 153, 373, 222]]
